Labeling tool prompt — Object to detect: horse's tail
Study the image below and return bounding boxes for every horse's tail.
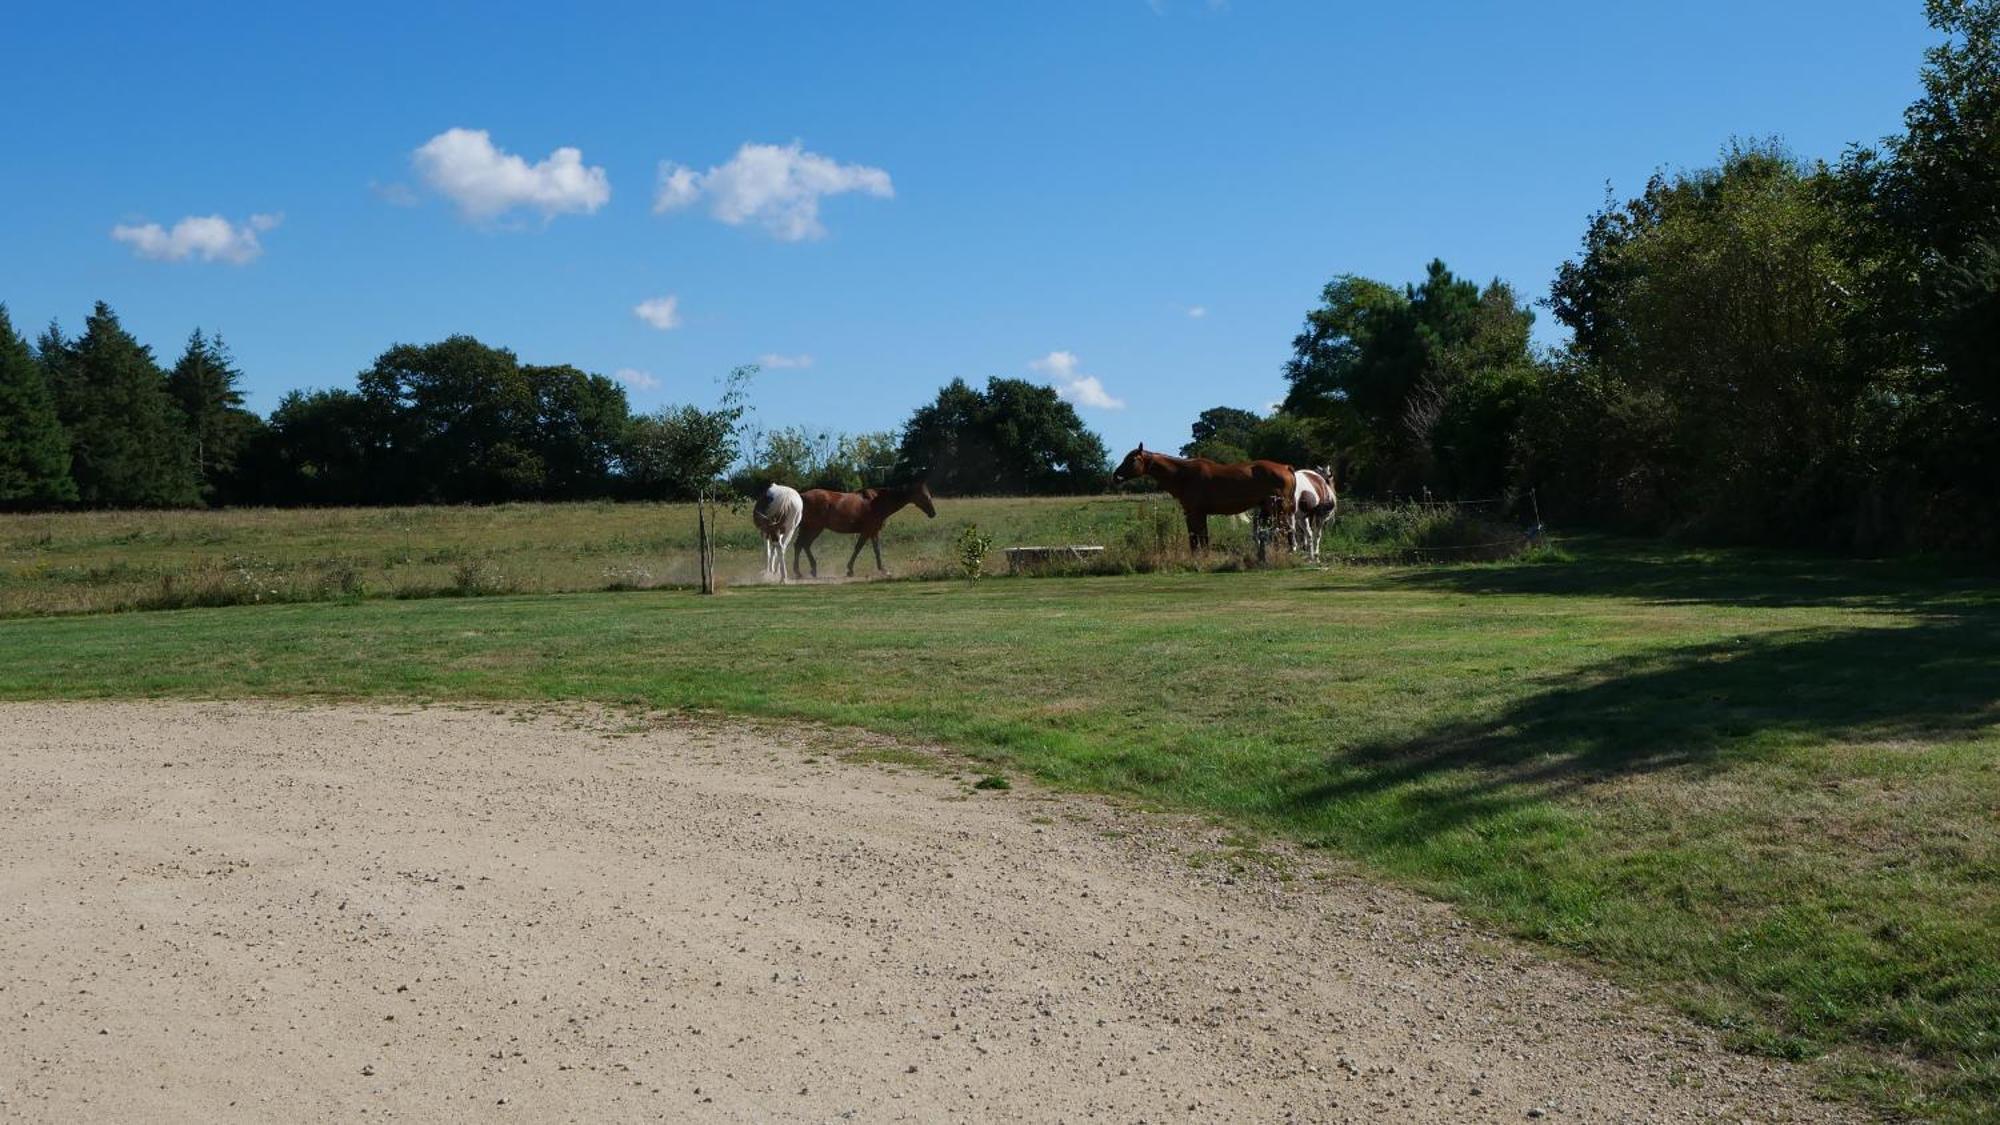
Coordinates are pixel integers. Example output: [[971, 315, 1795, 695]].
[[754, 483, 803, 534]]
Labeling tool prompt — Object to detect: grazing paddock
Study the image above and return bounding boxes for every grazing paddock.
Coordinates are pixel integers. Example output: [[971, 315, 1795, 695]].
[[0, 495, 1527, 618], [0, 497, 1179, 616], [0, 520, 1992, 1119]]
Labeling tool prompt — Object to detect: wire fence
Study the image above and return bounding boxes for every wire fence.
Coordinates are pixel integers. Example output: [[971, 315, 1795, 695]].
[[1291, 488, 1554, 565], [1333, 493, 1517, 515]]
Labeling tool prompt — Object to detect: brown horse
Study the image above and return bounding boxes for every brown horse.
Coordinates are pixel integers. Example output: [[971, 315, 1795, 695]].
[[1111, 444, 1294, 552], [793, 481, 937, 578]]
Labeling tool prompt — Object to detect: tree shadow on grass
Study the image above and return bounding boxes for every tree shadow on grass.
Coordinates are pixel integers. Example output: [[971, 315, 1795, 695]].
[[1367, 537, 2000, 612], [1283, 611, 2000, 840]]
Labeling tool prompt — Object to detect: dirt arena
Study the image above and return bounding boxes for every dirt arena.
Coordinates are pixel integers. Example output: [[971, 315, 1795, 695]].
[[0, 703, 1852, 1122]]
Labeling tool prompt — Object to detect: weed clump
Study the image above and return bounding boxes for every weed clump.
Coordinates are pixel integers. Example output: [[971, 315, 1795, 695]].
[[956, 523, 995, 580]]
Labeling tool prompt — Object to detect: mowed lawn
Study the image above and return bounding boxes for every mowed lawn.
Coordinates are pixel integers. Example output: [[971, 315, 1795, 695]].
[[0, 535, 1994, 1119]]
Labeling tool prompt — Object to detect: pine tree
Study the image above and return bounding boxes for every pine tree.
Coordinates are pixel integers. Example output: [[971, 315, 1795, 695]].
[[0, 305, 76, 508], [165, 328, 258, 499], [61, 302, 200, 508]]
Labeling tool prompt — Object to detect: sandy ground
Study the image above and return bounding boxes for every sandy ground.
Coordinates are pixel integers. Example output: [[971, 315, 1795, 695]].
[[0, 702, 1856, 1124]]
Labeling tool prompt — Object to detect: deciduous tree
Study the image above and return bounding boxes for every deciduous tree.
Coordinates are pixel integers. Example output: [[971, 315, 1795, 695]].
[[894, 377, 1108, 495]]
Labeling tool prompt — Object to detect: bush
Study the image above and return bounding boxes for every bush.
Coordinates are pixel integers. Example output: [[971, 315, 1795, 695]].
[[956, 523, 996, 580], [1317, 502, 1530, 563]]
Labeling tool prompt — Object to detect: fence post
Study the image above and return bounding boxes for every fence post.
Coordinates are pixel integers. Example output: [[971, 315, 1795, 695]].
[[697, 496, 716, 595]]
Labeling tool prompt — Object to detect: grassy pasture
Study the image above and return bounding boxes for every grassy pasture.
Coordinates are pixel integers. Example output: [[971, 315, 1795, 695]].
[[0, 494, 1518, 617], [0, 501, 1994, 1119]]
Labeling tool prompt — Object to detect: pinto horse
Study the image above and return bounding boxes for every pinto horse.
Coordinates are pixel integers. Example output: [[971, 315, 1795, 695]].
[[1111, 444, 1294, 552], [793, 481, 937, 578], [752, 483, 804, 583], [1289, 467, 1338, 561]]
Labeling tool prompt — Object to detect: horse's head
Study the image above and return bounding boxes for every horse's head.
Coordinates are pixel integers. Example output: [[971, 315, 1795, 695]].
[[1111, 443, 1151, 484], [902, 480, 937, 518]]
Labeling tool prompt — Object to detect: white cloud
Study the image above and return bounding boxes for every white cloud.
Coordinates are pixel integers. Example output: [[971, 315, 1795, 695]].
[[1030, 350, 1125, 411], [370, 180, 420, 207], [633, 295, 681, 330], [111, 212, 281, 264], [757, 353, 813, 369], [1185, 304, 1208, 319], [655, 165, 701, 211], [653, 141, 893, 241], [614, 368, 662, 391], [412, 127, 610, 222]]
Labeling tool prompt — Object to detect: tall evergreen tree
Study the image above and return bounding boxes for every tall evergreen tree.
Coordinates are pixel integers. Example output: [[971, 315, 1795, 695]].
[[60, 302, 200, 508], [0, 305, 77, 508], [165, 329, 258, 499], [36, 321, 76, 417]]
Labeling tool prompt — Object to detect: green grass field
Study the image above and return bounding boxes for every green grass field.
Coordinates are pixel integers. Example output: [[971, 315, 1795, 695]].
[[1, 501, 1993, 1119], [0, 495, 1192, 616], [0, 494, 1521, 617]]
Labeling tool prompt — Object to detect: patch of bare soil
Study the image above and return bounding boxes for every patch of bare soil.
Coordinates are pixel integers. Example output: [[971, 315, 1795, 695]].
[[0, 703, 1853, 1122]]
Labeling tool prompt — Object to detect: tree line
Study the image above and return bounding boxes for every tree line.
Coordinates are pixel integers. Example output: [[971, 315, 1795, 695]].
[[0, 303, 1114, 509], [1205, 1, 1998, 552]]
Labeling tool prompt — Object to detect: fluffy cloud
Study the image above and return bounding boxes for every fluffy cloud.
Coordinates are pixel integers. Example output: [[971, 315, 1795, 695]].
[[370, 180, 420, 207], [614, 368, 662, 391], [757, 353, 813, 369], [1185, 304, 1208, 319], [633, 295, 681, 330], [1030, 350, 1125, 411], [111, 213, 280, 264], [412, 128, 610, 222], [653, 141, 892, 241]]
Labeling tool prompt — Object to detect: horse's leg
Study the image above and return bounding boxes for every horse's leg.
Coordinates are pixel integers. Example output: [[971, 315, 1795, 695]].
[[1186, 510, 1208, 553], [846, 535, 867, 578], [872, 535, 885, 573], [778, 528, 795, 583], [794, 527, 821, 578]]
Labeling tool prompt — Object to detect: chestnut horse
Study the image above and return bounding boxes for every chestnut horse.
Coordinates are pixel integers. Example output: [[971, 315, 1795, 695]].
[[1111, 444, 1294, 552], [793, 481, 938, 578]]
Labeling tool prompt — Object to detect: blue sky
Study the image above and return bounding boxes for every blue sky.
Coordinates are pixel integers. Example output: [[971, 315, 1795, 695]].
[[1, 1, 1938, 458]]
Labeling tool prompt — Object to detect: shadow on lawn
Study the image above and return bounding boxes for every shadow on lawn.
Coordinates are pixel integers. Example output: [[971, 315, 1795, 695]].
[[1372, 537, 1999, 612], [1285, 610, 2000, 839]]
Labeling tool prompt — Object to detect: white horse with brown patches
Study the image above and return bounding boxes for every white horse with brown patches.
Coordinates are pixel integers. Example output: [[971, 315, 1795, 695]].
[[1291, 467, 1338, 561], [752, 483, 804, 582]]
